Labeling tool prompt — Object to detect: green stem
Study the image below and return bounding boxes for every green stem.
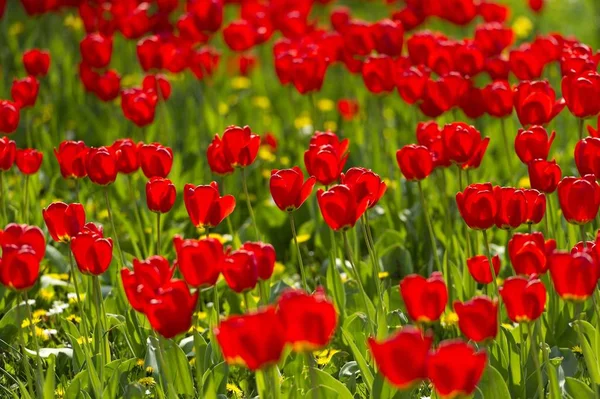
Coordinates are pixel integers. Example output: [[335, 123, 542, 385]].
[[342, 230, 375, 336], [241, 167, 260, 240], [92, 276, 106, 394], [579, 224, 588, 244], [289, 212, 309, 291], [156, 212, 161, 255], [23, 292, 43, 399], [259, 279, 270, 305], [243, 290, 252, 312], [361, 216, 384, 313], [579, 117, 585, 140], [500, 118, 514, 178], [0, 171, 8, 224], [481, 230, 499, 293], [527, 322, 544, 398], [155, 333, 176, 399], [104, 187, 126, 270], [68, 252, 94, 360], [194, 293, 204, 394], [417, 181, 442, 273], [16, 297, 35, 399], [270, 366, 281, 399], [23, 175, 30, 224], [128, 175, 149, 257], [306, 353, 319, 399], [520, 324, 527, 398]]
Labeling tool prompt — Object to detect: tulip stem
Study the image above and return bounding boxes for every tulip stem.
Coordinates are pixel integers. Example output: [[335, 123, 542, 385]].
[[305, 353, 320, 399], [519, 324, 527, 398], [92, 276, 106, 395], [579, 224, 587, 244], [128, 175, 149, 257], [23, 292, 44, 399], [155, 333, 176, 399], [269, 366, 282, 399], [578, 118, 585, 140], [527, 322, 545, 398], [22, 175, 30, 224], [500, 118, 514, 179], [243, 291, 252, 312], [241, 167, 260, 240], [417, 181, 442, 273], [361, 215, 384, 315], [156, 212, 161, 255], [342, 230, 375, 336], [68, 252, 95, 372], [213, 284, 221, 321], [481, 230, 499, 294], [16, 297, 35, 399], [289, 212, 309, 291], [104, 187, 126, 269], [259, 279, 270, 305], [0, 171, 8, 224]]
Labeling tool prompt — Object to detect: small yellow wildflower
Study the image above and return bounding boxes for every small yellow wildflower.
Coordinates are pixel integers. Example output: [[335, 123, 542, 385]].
[[136, 359, 145, 368], [21, 317, 41, 328], [227, 383, 243, 397], [258, 147, 276, 163], [218, 102, 229, 115], [138, 377, 156, 388], [145, 366, 154, 376], [378, 271, 389, 279], [440, 312, 459, 328], [36, 327, 51, 341], [296, 234, 311, 244], [55, 386, 66, 398], [262, 169, 271, 179], [97, 209, 109, 221], [518, 176, 531, 189], [280, 156, 291, 166], [324, 121, 337, 132], [46, 273, 69, 281], [572, 345, 583, 355], [66, 314, 81, 324], [314, 348, 340, 366], [294, 115, 312, 129], [317, 99, 335, 112], [77, 337, 93, 345], [231, 76, 251, 90], [8, 22, 24, 37], [252, 96, 271, 109], [64, 15, 83, 32], [39, 289, 55, 302], [69, 293, 86, 304], [189, 325, 207, 334], [501, 323, 515, 331], [33, 309, 47, 319], [196, 311, 208, 321], [273, 262, 285, 276], [512, 16, 533, 39]]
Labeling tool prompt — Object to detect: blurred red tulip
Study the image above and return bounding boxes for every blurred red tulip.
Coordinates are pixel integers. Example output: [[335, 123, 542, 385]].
[[499, 276, 546, 323], [330, 6, 350, 33], [0, 223, 45, 261], [146, 177, 176, 213], [190, 46, 221, 81], [342, 19, 374, 56], [215, 306, 286, 371], [399, 272, 447, 323], [0, 137, 16, 171], [121, 87, 158, 127], [220, 125, 260, 168], [184, 181, 235, 228], [371, 19, 403, 57], [139, 143, 173, 178], [86, 146, 118, 185], [396, 65, 430, 105], [467, 255, 501, 285], [80, 33, 113, 69], [270, 167, 316, 212], [548, 251, 599, 301], [362, 55, 396, 94], [513, 80, 565, 126], [222, 249, 258, 293], [407, 31, 444, 66], [337, 99, 359, 120], [145, 279, 198, 338], [317, 184, 369, 231], [0, 245, 40, 290], [528, 159, 561, 193], [136, 36, 162, 71], [396, 145, 434, 181], [509, 45, 545, 80], [416, 121, 450, 168], [11, 77, 39, 108], [0, 101, 20, 134], [188, 0, 223, 33], [94, 70, 121, 102], [420, 73, 468, 116], [23, 49, 50, 77], [223, 20, 256, 52], [16, 148, 42, 175], [562, 70, 600, 118], [456, 183, 497, 230], [304, 131, 349, 186], [494, 186, 527, 229], [71, 231, 113, 275], [459, 86, 486, 120], [508, 232, 556, 275], [110, 139, 140, 174], [528, 0, 544, 13], [514, 126, 555, 164], [121, 256, 174, 313], [54, 140, 89, 179], [557, 175, 600, 224], [42, 202, 85, 243], [483, 80, 513, 118], [142, 74, 171, 101], [174, 237, 223, 287], [485, 55, 510, 80], [575, 137, 600, 179], [478, 3, 509, 23], [454, 296, 498, 342]]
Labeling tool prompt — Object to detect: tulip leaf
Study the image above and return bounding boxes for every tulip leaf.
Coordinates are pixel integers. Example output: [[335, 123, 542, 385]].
[[372, 372, 397, 399], [43, 355, 56, 399], [475, 365, 511, 399], [575, 321, 600, 384], [313, 368, 353, 399], [160, 338, 195, 396], [341, 327, 374, 390], [325, 257, 346, 317], [564, 377, 595, 399]]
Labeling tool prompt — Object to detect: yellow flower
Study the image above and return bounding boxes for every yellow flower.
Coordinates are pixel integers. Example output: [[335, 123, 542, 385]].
[[324, 121, 338, 132], [227, 383, 243, 397], [280, 156, 291, 166], [273, 262, 285, 276], [66, 314, 81, 324], [317, 99, 335, 112], [262, 169, 271, 179], [136, 359, 145, 368], [138, 377, 156, 388], [572, 345, 583, 355], [314, 348, 340, 366], [378, 271, 389, 279], [36, 327, 52, 341], [252, 96, 271, 109], [8, 22, 24, 37], [97, 209, 109, 221], [231, 77, 251, 90], [46, 273, 69, 281], [258, 147, 276, 163], [296, 234, 311, 244], [512, 16, 533, 39], [518, 176, 530, 189], [196, 311, 208, 321], [39, 289, 55, 302], [33, 309, 47, 319], [77, 337, 93, 345], [218, 102, 229, 115], [22, 317, 41, 328], [440, 312, 459, 328], [69, 293, 86, 304], [64, 15, 83, 32], [294, 115, 312, 129], [145, 366, 154, 376], [501, 323, 515, 331], [55, 386, 66, 398]]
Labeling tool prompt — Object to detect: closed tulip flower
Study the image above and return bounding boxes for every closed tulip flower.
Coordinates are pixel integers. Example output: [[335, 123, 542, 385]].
[[0, 101, 20, 134], [304, 132, 349, 186], [86, 146, 118, 185], [494, 186, 527, 229], [16, 148, 42, 175], [396, 145, 434, 181], [514, 126, 555, 164], [54, 140, 89, 179], [222, 249, 258, 293], [396, 65, 430, 105], [341, 167, 387, 208], [110, 138, 140, 174], [416, 122, 450, 168], [146, 178, 176, 214], [207, 134, 235, 176], [42, 202, 86, 243], [215, 306, 286, 371], [369, 326, 433, 389], [483, 80, 513, 118], [317, 185, 369, 231], [11, 77, 39, 108], [524, 189, 546, 224], [0, 245, 40, 290], [513, 80, 565, 126], [70, 231, 113, 276], [548, 251, 599, 301], [242, 242, 276, 281], [139, 143, 173, 178], [121, 88, 157, 127], [121, 256, 174, 313], [442, 123, 488, 166], [499, 276, 546, 323], [220, 125, 260, 168], [142, 74, 171, 101], [145, 280, 198, 338], [362, 55, 396, 94], [184, 181, 235, 228], [23, 49, 50, 77], [399, 272, 447, 323], [0, 223, 45, 261], [371, 19, 403, 56], [557, 175, 600, 224], [174, 237, 223, 287], [456, 183, 497, 230], [467, 255, 501, 285], [270, 167, 316, 212], [94, 70, 121, 102], [508, 232, 556, 275], [223, 20, 257, 52], [528, 159, 561, 193], [575, 137, 600, 179], [562, 70, 600, 118], [454, 296, 498, 342], [0, 137, 16, 171], [80, 33, 113, 69]]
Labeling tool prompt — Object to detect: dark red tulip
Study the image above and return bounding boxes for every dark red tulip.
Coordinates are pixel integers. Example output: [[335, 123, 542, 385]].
[[330, 6, 350, 33], [483, 80, 513, 118], [478, 4, 509, 23], [524, 189, 546, 224], [485, 55, 510, 80], [121, 88, 157, 127], [174, 237, 223, 287], [399, 272, 447, 323], [289, 53, 328, 95], [362, 55, 396, 94], [145, 279, 198, 338], [79, 62, 99, 93], [242, 242, 276, 281], [136, 36, 162, 71], [0, 137, 16, 171], [454, 42, 485, 78], [94, 70, 121, 102], [341, 167, 387, 209], [509, 44, 545, 80], [513, 80, 565, 126], [396, 145, 434, 181], [0, 223, 45, 261], [508, 232, 556, 275], [215, 306, 286, 371], [337, 99, 359, 120], [220, 125, 260, 168], [456, 183, 497, 230], [454, 296, 498, 342], [442, 123, 488, 167], [494, 186, 527, 229], [42, 202, 86, 243], [557, 175, 600, 225], [369, 326, 432, 389], [514, 126, 555, 164], [304, 131, 349, 186], [11, 77, 39, 108], [110, 139, 140, 174], [459, 86, 486, 120], [467, 255, 501, 285], [371, 19, 403, 57], [317, 185, 369, 231], [396, 65, 430, 105], [277, 288, 338, 351], [528, 0, 544, 12], [80, 33, 113, 69], [528, 159, 561, 193], [0, 245, 40, 290], [16, 148, 42, 175], [187, 0, 223, 33], [177, 13, 210, 45], [207, 134, 235, 176], [561, 43, 599, 77], [139, 143, 173, 178], [121, 256, 174, 313], [142, 74, 171, 101], [428, 340, 487, 398], [184, 181, 235, 228], [270, 167, 316, 212], [0, 101, 20, 134], [420, 73, 468, 116], [223, 20, 256, 52], [146, 178, 176, 214], [54, 140, 89, 179], [23, 49, 50, 77], [562, 70, 600, 118], [86, 147, 118, 185], [499, 276, 546, 323], [70, 231, 113, 276], [416, 121, 450, 168], [575, 137, 600, 179], [222, 249, 258, 293], [342, 19, 374, 56], [548, 251, 599, 301], [407, 31, 444, 66]]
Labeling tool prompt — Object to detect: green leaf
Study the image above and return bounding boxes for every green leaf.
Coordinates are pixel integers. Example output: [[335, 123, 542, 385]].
[[123, 383, 145, 399], [372, 372, 401, 399], [43, 355, 56, 399], [25, 347, 73, 358], [306, 385, 339, 398], [202, 362, 229, 396], [564, 377, 594, 399], [341, 327, 373, 390], [475, 365, 511, 399], [313, 368, 353, 399], [575, 321, 600, 384], [326, 258, 346, 318]]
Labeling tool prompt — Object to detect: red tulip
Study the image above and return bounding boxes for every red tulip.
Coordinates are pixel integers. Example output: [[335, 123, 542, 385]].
[[494, 186, 527, 229], [557, 175, 600, 224], [562, 70, 600, 118], [190, 46, 221, 81], [184, 181, 235, 228], [459, 86, 486, 120], [428, 340, 487, 398], [94, 70, 121, 102], [242, 242, 276, 281], [222, 249, 258, 293], [0, 101, 20, 134], [317, 185, 369, 231], [145, 279, 198, 338], [416, 121, 450, 168], [16, 148, 42, 175], [483, 80, 513, 118], [575, 137, 600, 179], [121, 88, 157, 127], [362, 55, 396, 94], [219, 125, 260, 168], [54, 140, 89, 179], [341, 167, 387, 209], [396, 145, 434, 181], [136, 36, 162, 71], [330, 6, 350, 32], [342, 19, 374, 56], [215, 306, 286, 371], [142, 75, 171, 101], [146, 178, 176, 213], [396, 65, 430, 105], [0, 245, 40, 290], [509, 44, 545, 80], [80, 33, 113, 69], [524, 189, 546, 224], [304, 132, 349, 186], [187, 0, 223, 33], [467, 255, 501, 285], [110, 139, 140, 174], [456, 183, 497, 230], [399, 272, 447, 323], [70, 231, 113, 276], [223, 20, 256, 52], [513, 80, 565, 126], [0, 137, 16, 171], [407, 31, 444, 66], [270, 167, 316, 212], [11, 77, 39, 108], [454, 296, 498, 342], [277, 288, 338, 351], [514, 125, 555, 164], [442, 123, 488, 167], [548, 251, 599, 301], [369, 326, 432, 389], [42, 202, 86, 243], [485, 55, 510, 80], [139, 143, 173, 178], [121, 256, 174, 313], [0, 223, 45, 261], [23, 49, 50, 77], [86, 146, 118, 185], [499, 276, 546, 323], [474, 22, 512, 55], [528, 0, 544, 12], [528, 159, 561, 193], [371, 19, 403, 56], [508, 232, 556, 275], [174, 237, 223, 287], [78, 62, 99, 93], [207, 134, 235, 176], [337, 99, 359, 120], [420, 73, 468, 116]]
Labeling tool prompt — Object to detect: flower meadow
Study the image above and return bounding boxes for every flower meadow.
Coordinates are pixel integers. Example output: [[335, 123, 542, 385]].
[[2, 0, 600, 398]]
